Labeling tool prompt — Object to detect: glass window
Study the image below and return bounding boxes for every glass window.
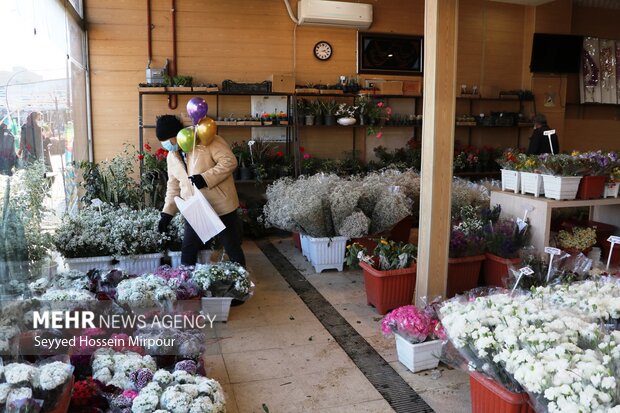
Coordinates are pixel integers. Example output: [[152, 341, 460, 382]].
[[0, 0, 89, 291]]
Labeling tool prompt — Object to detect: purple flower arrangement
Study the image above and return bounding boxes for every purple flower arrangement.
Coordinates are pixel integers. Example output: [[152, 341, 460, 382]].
[[449, 228, 485, 258], [574, 150, 618, 176], [484, 218, 530, 259], [153, 265, 200, 300], [174, 360, 198, 375], [129, 368, 153, 391]]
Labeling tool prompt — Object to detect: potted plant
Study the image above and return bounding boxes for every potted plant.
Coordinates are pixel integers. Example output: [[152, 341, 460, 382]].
[[516, 154, 544, 197], [310, 100, 324, 125], [351, 238, 417, 315], [555, 226, 597, 255], [496, 149, 523, 193], [575, 150, 617, 199], [191, 261, 253, 321], [335, 103, 358, 126], [604, 165, 620, 198], [54, 202, 115, 272], [109, 206, 166, 274], [296, 99, 308, 125], [482, 217, 529, 288], [447, 205, 486, 297], [538, 153, 587, 200], [381, 304, 445, 372], [321, 99, 338, 126]]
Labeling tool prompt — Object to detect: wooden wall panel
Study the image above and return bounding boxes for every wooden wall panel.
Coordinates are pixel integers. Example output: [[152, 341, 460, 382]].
[[87, 0, 424, 162]]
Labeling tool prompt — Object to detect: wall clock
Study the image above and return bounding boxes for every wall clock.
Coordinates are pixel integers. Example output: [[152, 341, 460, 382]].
[[314, 41, 332, 61]]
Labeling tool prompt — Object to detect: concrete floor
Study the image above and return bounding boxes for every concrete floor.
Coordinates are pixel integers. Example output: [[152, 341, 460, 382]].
[[203, 237, 471, 413]]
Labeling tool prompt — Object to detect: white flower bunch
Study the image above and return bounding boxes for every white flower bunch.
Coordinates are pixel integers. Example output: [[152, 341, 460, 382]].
[[37, 361, 73, 390], [53, 203, 116, 258], [116, 275, 177, 308], [92, 349, 157, 390], [40, 289, 95, 302], [335, 103, 358, 118], [191, 262, 252, 299], [441, 290, 620, 412], [109, 206, 166, 257], [4, 363, 38, 385], [131, 368, 225, 413], [7, 387, 32, 405], [0, 383, 10, 404]]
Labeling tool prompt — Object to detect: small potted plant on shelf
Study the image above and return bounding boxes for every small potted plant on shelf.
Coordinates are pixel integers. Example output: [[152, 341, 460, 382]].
[[516, 154, 544, 197], [605, 165, 620, 198], [555, 226, 597, 255], [310, 100, 325, 125], [574, 150, 618, 199], [538, 153, 588, 200], [496, 148, 523, 193], [335, 103, 358, 126], [350, 238, 417, 315], [381, 303, 445, 373], [321, 99, 339, 126]]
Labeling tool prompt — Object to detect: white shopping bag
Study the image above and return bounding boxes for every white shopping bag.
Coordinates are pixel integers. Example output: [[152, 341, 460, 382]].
[[175, 189, 225, 243]]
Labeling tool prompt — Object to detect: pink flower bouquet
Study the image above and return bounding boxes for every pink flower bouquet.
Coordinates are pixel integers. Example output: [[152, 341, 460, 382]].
[[381, 305, 446, 344]]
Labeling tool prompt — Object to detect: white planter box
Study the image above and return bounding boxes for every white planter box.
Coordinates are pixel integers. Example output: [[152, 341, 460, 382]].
[[116, 252, 164, 274], [541, 175, 582, 200], [395, 334, 443, 373], [604, 182, 619, 198], [300, 234, 311, 261], [520, 172, 544, 197], [305, 235, 348, 273], [201, 297, 233, 322], [167, 250, 182, 268], [500, 169, 520, 193], [65, 256, 113, 272]]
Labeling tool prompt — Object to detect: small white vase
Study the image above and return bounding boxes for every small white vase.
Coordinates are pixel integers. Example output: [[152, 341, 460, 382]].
[[337, 117, 357, 126], [202, 297, 233, 322]]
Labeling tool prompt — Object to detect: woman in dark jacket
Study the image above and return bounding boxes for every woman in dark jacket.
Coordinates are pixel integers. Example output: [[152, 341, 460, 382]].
[[527, 114, 560, 155]]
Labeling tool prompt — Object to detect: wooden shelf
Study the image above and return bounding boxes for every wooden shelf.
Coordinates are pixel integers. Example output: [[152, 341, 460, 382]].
[[454, 171, 501, 178]]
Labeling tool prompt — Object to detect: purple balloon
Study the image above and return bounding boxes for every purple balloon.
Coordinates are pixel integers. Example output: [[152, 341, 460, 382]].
[[187, 97, 208, 125]]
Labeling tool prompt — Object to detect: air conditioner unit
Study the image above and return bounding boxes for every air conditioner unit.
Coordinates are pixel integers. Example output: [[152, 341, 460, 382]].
[[298, 0, 372, 30]]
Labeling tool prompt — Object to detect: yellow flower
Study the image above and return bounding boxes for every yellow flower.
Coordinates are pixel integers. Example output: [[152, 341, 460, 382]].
[[571, 150, 580, 156], [380, 239, 388, 245]]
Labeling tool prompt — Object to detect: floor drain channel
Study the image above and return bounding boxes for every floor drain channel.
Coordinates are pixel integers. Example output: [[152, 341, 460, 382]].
[[257, 240, 434, 413]]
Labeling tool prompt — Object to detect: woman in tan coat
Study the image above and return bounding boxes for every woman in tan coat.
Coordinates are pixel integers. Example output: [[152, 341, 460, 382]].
[[156, 114, 245, 266]]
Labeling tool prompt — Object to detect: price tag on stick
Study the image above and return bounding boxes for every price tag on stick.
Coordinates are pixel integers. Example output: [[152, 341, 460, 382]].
[[544, 129, 556, 155], [512, 266, 534, 294], [544, 247, 562, 283], [606, 236, 620, 270]]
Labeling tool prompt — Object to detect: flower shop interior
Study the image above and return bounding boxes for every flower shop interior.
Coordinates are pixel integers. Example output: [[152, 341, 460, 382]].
[[2, 0, 620, 412]]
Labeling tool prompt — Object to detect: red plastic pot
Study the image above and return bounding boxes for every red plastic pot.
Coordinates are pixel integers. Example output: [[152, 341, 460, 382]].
[[292, 231, 301, 250], [447, 255, 485, 298], [482, 253, 520, 288], [577, 175, 607, 199], [470, 372, 534, 413], [360, 261, 417, 315], [602, 241, 620, 265], [49, 376, 74, 413]]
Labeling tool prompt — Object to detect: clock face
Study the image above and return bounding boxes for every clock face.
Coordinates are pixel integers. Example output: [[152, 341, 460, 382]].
[[314, 41, 332, 61]]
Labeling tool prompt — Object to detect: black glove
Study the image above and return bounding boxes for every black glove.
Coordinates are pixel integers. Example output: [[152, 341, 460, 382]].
[[189, 174, 207, 189], [158, 212, 173, 233]]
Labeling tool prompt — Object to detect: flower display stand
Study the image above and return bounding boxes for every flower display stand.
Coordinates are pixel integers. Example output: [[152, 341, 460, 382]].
[[395, 334, 442, 373], [360, 261, 417, 315], [520, 172, 544, 197], [116, 252, 164, 275], [305, 235, 348, 272], [469, 372, 534, 413], [64, 256, 113, 272], [482, 253, 520, 288], [604, 182, 619, 198], [541, 175, 582, 200], [168, 250, 182, 268], [500, 169, 520, 193], [201, 297, 233, 322], [48, 375, 74, 413], [447, 255, 485, 298], [577, 175, 607, 199]]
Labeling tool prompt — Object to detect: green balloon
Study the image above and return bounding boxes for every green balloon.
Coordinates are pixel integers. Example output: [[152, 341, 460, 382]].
[[177, 126, 195, 152]]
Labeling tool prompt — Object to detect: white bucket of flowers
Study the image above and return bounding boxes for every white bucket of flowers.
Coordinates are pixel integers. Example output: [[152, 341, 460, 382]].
[[604, 182, 619, 198], [305, 235, 348, 273], [500, 169, 520, 193], [64, 255, 113, 272]]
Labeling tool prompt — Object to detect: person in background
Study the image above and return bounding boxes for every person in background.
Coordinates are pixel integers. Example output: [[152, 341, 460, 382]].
[[155, 114, 246, 267], [19, 111, 52, 170], [527, 114, 560, 155], [0, 123, 16, 175]]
